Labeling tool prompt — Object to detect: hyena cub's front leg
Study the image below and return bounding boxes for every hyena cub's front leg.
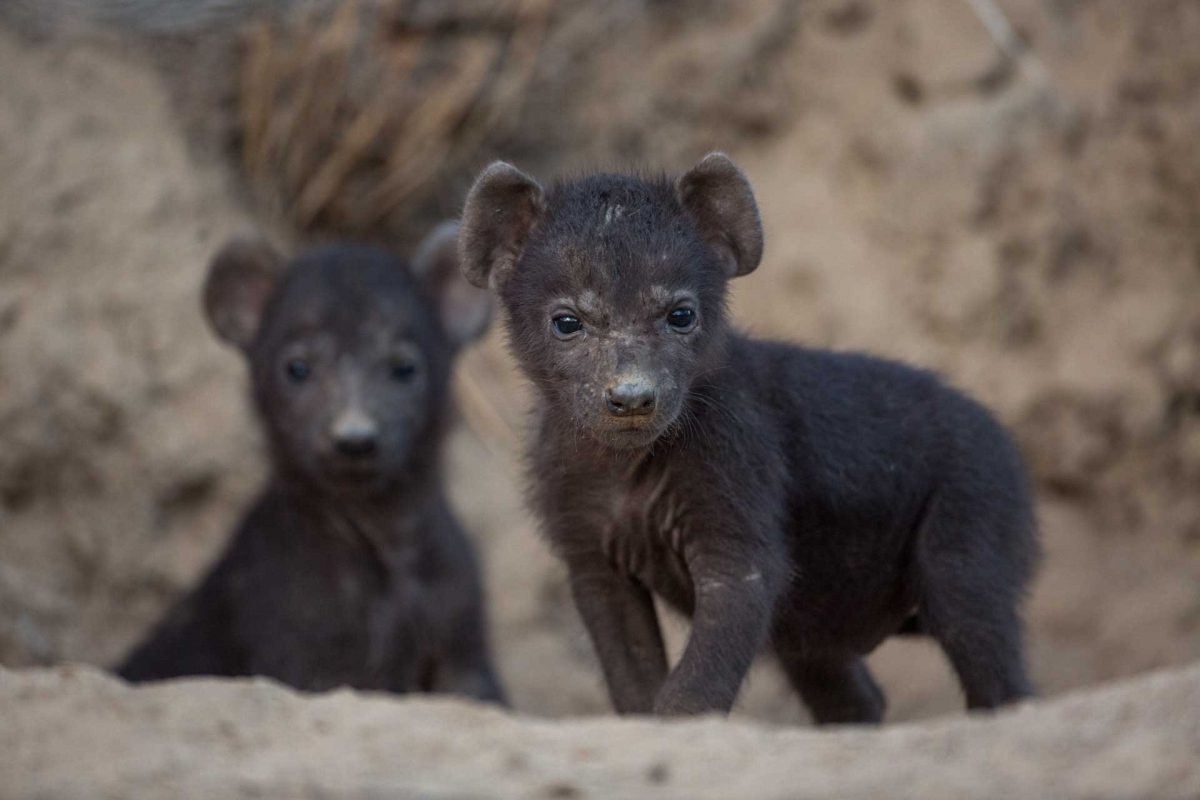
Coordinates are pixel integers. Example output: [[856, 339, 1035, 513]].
[[566, 550, 669, 714], [653, 544, 783, 715]]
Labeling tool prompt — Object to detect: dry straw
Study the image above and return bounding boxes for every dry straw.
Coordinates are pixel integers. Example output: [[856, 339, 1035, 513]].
[[239, 0, 554, 240]]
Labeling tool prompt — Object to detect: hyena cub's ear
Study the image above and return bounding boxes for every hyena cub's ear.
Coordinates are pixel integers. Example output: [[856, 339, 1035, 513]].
[[412, 221, 493, 347], [675, 152, 764, 278], [459, 161, 545, 291], [203, 236, 285, 350]]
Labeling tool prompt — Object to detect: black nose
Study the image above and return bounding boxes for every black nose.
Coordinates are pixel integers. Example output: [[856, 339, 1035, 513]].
[[335, 430, 378, 458], [605, 382, 656, 416], [333, 412, 380, 459]]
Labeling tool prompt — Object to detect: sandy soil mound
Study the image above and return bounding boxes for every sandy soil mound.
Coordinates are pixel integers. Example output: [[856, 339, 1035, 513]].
[[3, 663, 1198, 799], [0, 27, 266, 667]]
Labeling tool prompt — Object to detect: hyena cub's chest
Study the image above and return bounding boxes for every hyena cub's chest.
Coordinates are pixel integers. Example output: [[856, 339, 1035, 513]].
[[325, 541, 430, 664], [594, 468, 696, 613]]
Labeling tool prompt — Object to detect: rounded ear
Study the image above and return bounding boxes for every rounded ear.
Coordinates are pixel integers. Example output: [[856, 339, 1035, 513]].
[[203, 236, 285, 349], [412, 221, 493, 347], [675, 152, 764, 278], [458, 161, 545, 291]]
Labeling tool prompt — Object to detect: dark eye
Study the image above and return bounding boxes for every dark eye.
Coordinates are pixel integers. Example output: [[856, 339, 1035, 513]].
[[552, 314, 583, 338], [389, 360, 418, 382], [667, 307, 696, 331], [285, 358, 311, 383]]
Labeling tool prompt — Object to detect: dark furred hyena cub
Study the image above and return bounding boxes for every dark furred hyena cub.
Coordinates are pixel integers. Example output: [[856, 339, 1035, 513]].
[[118, 223, 504, 702], [459, 154, 1037, 721]]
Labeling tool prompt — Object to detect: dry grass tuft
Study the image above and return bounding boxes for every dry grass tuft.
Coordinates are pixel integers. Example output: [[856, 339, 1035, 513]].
[[239, 0, 554, 243]]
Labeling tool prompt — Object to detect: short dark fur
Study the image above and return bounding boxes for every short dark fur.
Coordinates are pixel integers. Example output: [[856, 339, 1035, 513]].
[[118, 225, 504, 702], [460, 155, 1036, 720]]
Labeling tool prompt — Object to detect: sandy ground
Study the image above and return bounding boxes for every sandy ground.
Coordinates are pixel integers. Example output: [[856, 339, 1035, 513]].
[[1, 0, 1198, 740], [3, 663, 1199, 799]]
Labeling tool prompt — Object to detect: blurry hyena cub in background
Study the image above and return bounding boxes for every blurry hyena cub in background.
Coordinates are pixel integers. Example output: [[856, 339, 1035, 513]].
[[118, 223, 505, 703], [459, 153, 1037, 721]]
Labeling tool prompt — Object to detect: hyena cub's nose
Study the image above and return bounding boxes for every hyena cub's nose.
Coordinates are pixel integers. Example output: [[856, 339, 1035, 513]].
[[605, 381, 657, 417], [332, 410, 380, 458]]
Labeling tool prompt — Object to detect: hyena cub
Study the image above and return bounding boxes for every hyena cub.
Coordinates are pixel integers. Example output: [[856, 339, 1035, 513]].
[[459, 154, 1037, 721], [118, 223, 504, 702]]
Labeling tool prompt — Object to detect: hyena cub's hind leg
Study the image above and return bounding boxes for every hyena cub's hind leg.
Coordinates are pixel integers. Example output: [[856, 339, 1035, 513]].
[[914, 492, 1037, 710], [776, 648, 887, 725]]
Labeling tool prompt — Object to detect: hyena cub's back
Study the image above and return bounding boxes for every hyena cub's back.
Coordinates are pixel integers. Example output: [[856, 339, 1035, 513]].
[[117, 223, 504, 702]]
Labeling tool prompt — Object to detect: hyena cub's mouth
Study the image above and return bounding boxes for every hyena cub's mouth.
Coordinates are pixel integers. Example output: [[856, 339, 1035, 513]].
[[593, 414, 677, 450], [322, 459, 388, 486]]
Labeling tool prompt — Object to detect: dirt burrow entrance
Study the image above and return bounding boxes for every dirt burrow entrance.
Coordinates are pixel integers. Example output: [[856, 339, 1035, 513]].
[[0, 1, 1198, 725]]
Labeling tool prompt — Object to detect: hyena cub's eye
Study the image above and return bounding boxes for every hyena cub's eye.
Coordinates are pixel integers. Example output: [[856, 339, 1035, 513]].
[[667, 307, 697, 332], [389, 359, 418, 382], [551, 314, 583, 338], [285, 358, 312, 383]]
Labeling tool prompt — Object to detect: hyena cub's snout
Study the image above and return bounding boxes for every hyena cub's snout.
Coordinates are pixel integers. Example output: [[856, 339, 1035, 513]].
[[590, 363, 684, 449], [320, 400, 393, 488], [605, 375, 657, 417], [590, 345, 678, 438], [597, 338, 679, 423], [329, 406, 380, 459]]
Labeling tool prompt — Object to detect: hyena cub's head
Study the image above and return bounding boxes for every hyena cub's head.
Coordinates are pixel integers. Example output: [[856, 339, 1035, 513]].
[[459, 153, 763, 450], [203, 223, 491, 496]]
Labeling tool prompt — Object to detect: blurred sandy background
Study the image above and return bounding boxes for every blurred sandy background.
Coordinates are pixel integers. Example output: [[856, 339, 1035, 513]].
[[0, 0, 1197, 726]]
